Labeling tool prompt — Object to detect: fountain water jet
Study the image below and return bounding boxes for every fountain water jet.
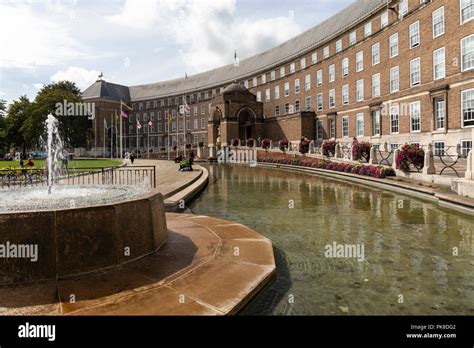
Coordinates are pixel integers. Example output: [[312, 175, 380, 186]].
[[45, 114, 64, 194]]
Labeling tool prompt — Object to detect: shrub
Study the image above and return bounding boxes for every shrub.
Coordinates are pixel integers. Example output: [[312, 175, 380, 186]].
[[198, 141, 204, 148], [352, 141, 372, 162], [246, 138, 255, 148], [278, 139, 289, 152], [261, 139, 271, 149], [396, 143, 424, 172], [231, 138, 239, 147], [299, 139, 310, 154], [322, 140, 337, 157]]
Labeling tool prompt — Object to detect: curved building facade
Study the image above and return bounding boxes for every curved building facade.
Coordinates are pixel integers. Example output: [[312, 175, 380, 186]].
[[83, 0, 474, 157]]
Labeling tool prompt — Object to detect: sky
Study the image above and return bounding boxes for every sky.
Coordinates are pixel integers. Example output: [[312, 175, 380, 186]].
[[0, 0, 355, 104]]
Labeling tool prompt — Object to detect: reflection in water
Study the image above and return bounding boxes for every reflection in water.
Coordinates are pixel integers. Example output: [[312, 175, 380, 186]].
[[188, 165, 474, 315]]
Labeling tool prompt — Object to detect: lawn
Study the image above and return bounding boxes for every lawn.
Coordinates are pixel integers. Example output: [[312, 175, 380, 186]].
[[0, 159, 123, 170]]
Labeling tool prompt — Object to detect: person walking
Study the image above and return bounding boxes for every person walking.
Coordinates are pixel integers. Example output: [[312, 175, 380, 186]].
[[130, 152, 135, 164]]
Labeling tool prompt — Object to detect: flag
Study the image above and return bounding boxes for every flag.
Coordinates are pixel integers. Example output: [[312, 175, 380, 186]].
[[148, 120, 153, 128], [183, 97, 190, 115], [120, 100, 132, 118], [137, 120, 142, 129], [115, 110, 119, 121], [104, 118, 107, 128], [168, 112, 172, 124]]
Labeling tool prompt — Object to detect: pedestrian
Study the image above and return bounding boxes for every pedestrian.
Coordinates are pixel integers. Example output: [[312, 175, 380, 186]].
[[130, 152, 135, 164], [189, 150, 195, 165]]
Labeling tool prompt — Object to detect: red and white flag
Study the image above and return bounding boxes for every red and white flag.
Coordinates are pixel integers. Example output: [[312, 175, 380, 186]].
[[136, 120, 142, 129], [148, 120, 153, 128]]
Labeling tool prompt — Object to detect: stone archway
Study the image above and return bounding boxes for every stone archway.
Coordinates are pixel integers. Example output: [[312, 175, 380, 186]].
[[237, 107, 257, 141], [208, 107, 222, 146]]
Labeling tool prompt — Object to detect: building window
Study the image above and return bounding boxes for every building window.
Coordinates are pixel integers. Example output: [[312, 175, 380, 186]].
[[390, 33, 399, 58], [262, 74, 266, 84], [275, 105, 280, 117], [329, 119, 336, 139], [349, 31, 357, 45], [390, 104, 400, 134], [275, 85, 280, 99], [317, 93, 323, 111], [329, 89, 336, 108], [284, 82, 290, 97], [244, 80, 249, 89], [329, 64, 335, 82], [323, 46, 330, 59], [390, 66, 400, 93], [342, 58, 349, 77], [317, 120, 324, 140], [295, 100, 301, 113], [462, 89, 474, 127], [356, 79, 364, 101], [294, 79, 300, 94], [256, 91, 262, 102], [342, 116, 349, 137], [364, 22, 372, 37], [433, 47, 446, 80], [381, 11, 389, 28], [356, 113, 364, 137], [461, 140, 473, 157], [311, 52, 318, 64], [372, 43, 380, 65], [201, 118, 206, 129], [290, 62, 296, 73], [271, 71, 276, 81], [399, 0, 408, 19], [194, 119, 198, 130], [280, 66, 286, 78], [342, 84, 349, 105], [461, 34, 474, 72], [336, 39, 342, 53], [201, 105, 205, 115], [410, 58, 421, 86], [434, 141, 445, 156], [409, 21, 420, 49], [432, 7, 445, 38], [300, 57, 306, 69], [356, 51, 364, 72], [157, 111, 162, 120], [317, 70, 323, 86], [265, 88, 271, 102], [305, 75, 311, 91], [461, 0, 474, 24], [434, 97, 445, 130], [284, 103, 290, 115], [372, 73, 381, 98], [372, 110, 380, 136], [186, 120, 191, 131], [410, 101, 421, 132], [305, 96, 312, 112]]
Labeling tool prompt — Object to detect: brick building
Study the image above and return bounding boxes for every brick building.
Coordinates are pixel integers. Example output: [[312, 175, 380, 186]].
[[82, 0, 474, 157]]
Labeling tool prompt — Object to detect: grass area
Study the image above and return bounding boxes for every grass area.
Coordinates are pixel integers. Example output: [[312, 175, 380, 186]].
[[0, 159, 123, 170]]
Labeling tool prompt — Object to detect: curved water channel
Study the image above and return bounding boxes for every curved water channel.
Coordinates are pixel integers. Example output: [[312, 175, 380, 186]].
[[188, 164, 474, 315]]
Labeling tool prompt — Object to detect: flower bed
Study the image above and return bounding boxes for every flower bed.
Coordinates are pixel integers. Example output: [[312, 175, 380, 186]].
[[261, 139, 271, 149], [322, 140, 337, 157], [231, 138, 239, 147], [352, 141, 372, 162], [396, 144, 424, 172], [278, 139, 289, 152], [246, 138, 255, 148], [258, 153, 395, 179]]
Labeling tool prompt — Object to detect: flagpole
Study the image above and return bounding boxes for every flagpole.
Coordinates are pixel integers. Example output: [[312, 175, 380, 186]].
[[115, 110, 118, 159], [103, 118, 106, 159], [147, 122, 150, 159], [167, 115, 171, 161], [136, 121, 139, 158], [183, 94, 186, 158], [120, 100, 123, 160], [110, 113, 113, 159]]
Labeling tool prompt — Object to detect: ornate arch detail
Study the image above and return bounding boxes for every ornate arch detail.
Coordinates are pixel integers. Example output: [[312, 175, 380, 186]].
[[209, 107, 222, 124], [236, 106, 257, 124]]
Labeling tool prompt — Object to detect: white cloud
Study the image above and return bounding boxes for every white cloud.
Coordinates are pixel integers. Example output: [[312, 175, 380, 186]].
[[0, 2, 86, 69], [50, 67, 101, 90], [33, 83, 44, 90], [106, 0, 301, 72]]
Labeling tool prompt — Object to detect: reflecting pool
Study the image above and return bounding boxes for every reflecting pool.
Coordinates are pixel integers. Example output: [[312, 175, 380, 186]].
[[187, 164, 474, 315]]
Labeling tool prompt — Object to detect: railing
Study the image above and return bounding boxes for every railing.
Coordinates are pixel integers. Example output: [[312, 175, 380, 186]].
[[0, 166, 156, 189], [432, 146, 466, 178]]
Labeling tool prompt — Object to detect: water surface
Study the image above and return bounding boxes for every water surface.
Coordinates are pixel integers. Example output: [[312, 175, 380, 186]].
[[188, 164, 474, 315]]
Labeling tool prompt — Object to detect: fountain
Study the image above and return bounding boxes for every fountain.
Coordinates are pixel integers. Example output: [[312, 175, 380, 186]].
[[0, 114, 168, 285]]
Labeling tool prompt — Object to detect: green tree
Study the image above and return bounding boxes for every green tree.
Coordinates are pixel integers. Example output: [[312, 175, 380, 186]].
[[23, 81, 87, 149], [4, 96, 32, 154], [0, 99, 7, 152]]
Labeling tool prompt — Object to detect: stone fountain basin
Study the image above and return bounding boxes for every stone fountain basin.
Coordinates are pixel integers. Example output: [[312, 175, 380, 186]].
[[0, 187, 168, 285]]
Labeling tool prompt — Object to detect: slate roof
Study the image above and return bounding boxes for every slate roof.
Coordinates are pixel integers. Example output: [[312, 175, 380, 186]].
[[83, 0, 387, 102]]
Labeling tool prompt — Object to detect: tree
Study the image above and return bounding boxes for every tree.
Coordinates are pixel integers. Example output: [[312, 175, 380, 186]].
[[0, 99, 7, 152], [4, 96, 32, 154], [23, 81, 88, 149]]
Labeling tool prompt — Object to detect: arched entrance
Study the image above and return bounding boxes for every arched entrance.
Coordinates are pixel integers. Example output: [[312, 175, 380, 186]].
[[237, 107, 257, 141]]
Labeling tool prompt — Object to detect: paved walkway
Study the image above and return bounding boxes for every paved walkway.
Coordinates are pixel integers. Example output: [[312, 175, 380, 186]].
[[1, 214, 275, 315]]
